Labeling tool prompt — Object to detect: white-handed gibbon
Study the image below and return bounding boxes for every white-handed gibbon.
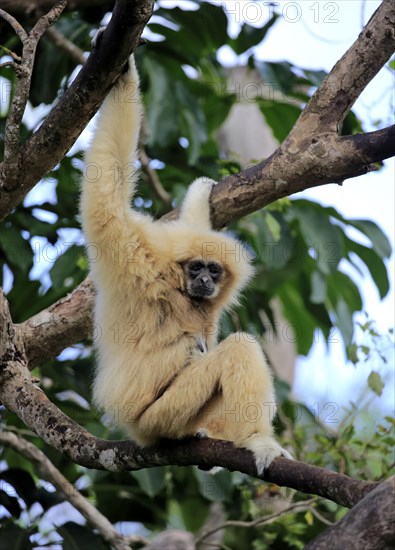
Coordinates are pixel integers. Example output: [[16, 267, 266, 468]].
[[80, 49, 291, 474]]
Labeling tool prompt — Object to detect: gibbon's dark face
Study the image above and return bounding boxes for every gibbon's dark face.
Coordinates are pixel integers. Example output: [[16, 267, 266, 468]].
[[184, 260, 223, 300]]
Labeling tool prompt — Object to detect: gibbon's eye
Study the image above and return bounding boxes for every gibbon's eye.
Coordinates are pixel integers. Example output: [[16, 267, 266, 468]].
[[208, 263, 222, 278], [189, 261, 205, 276]]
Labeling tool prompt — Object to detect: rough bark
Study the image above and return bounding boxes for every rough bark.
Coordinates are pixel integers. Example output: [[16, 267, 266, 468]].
[[0, 312, 379, 509], [304, 477, 395, 550], [0, 0, 112, 17], [0, 1, 394, 223], [15, 277, 95, 368], [0, 0, 155, 220]]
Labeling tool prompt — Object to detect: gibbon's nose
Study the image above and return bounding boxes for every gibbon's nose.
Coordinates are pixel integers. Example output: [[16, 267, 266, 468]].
[[201, 276, 209, 284]]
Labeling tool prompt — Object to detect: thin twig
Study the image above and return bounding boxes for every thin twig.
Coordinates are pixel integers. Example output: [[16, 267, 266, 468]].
[[139, 138, 172, 207], [0, 8, 28, 44], [1, 0, 68, 191], [45, 24, 86, 65], [0, 61, 15, 70], [308, 506, 334, 527], [0, 430, 147, 550], [0, 44, 22, 62], [196, 498, 318, 545]]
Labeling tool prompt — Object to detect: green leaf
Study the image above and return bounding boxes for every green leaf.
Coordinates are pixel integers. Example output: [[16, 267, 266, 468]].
[[259, 101, 302, 143], [194, 468, 233, 503], [0, 225, 33, 272], [156, 2, 228, 54], [50, 245, 86, 289], [176, 81, 207, 164], [131, 467, 167, 498], [255, 60, 296, 94], [0, 525, 33, 550], [347, 219, 391, 259], [368, 371, 385, 396], [0, 489, 22, 518], [287, 203, 344, 274], [144, 57, 180, 147], [347, 343, 359, 365], [300, 68, 327, 87], [57, 522, 108, 550], [231, 14, 279, 54], [346, 238, 390, 299], [0, 469, 37, 507], [335, 297, 354, 349], [277, 283, 316, 355], [310, 270, 327, 304]]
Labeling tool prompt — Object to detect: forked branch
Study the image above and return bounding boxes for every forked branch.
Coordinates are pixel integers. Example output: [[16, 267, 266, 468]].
[[0, 0, 68, 191]]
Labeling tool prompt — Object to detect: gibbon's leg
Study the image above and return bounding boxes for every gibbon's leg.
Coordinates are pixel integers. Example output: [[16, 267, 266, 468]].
[[179, 177, 217, 230], [80, 53, 143, 252], [137, 333, 291, 474]]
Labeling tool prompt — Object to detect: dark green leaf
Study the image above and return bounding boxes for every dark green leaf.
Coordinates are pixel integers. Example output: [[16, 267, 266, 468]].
[[231, 14, 279, 55], [0, 225, 33, 272], [0, 469, 37, 507], [255, 61, 296, 95], [347, 219, 392, 259], [259, 101, 302, 143], [50, 245, 87, 289], [0, 525, 33, 550], [144, 57, 180, 147], [310, 270, 327, 304], [0, 489, 22, 518], [287, 203, 344, 274], [131, 467, 167, 498], [335, 297, 354, 348], [57, 522, 108, 550], [346, 238, 390, 299]]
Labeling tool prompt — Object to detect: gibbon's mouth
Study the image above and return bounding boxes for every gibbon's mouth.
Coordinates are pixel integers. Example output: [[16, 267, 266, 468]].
[[190, 286, 215, 299]]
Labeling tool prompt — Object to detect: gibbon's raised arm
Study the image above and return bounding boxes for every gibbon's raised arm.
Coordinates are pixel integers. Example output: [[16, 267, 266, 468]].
[[80, 57, 142, 249]]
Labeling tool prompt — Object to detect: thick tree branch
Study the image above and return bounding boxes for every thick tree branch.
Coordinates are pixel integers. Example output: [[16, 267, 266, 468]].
[[295, 0, 395, 133], [0, 0, 393, 223], [0, 1, 67, 191], [0, 431, 145, 550], [0, 350, 379, 509], [15, 277, 95, 369], [166, 126, 395, 227], [305, 476, 395, 549], [0, 0, 155, 220]]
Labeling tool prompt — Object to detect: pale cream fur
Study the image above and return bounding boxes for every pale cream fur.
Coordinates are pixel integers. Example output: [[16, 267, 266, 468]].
[[80, 56, 291, 475]]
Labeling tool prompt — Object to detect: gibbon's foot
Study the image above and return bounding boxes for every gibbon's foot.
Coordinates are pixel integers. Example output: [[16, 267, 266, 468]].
[[189, 176, 217, 202], [246, 436, 293, 476]]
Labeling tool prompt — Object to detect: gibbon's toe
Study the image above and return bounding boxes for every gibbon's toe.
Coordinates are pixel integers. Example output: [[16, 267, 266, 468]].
[[91, 26, 106, 49], [280, 447, 293, 461], [191, 176, 217, 196], [245, 436, 289, 476]]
